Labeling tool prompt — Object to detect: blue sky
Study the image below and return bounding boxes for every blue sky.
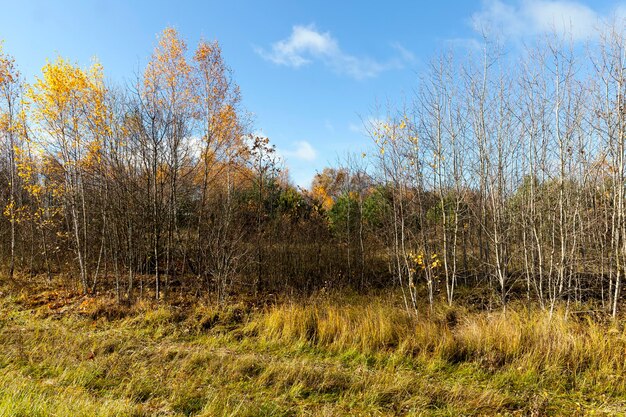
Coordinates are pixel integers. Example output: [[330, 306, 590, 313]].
[[1, 0, 624, 188]]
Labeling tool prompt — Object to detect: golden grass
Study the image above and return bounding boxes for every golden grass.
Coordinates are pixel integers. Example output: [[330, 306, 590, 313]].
[[1, 286, 625, 415], [252, 297, 626, 373]]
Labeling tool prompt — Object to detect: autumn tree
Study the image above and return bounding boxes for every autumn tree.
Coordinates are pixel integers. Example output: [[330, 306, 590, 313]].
[[192, 39, 247, 299], [27, 57, 107, 292], [134, 27, 195, 299], [0, 44, 22, 279]]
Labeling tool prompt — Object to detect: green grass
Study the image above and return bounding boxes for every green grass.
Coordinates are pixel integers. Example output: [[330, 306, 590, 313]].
[[0, 286, 625, 416]]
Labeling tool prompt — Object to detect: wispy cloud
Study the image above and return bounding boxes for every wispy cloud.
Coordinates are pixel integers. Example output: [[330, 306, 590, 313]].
[[348, 122, 364, 134], [256, 24, 414, 79], [445, 37, 485, 52], [280, 140, 318, 162], [471, 0, 625, 41], [349, 117, 385, 135], [390, 43, 417, 62]]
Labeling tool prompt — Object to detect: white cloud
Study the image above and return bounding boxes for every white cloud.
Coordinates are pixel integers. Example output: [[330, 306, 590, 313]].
[[259, 25, 337, 67], [276, 140, 318, 188], [525, 1, 598, 38], [471, 0, 623, 41], [281, 140, 318, 162], [256, 24, 413, 79]]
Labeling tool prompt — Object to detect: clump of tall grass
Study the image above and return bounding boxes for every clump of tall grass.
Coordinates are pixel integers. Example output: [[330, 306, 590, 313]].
[[250, 298, 626, 379], [253, 298, 416, 352]]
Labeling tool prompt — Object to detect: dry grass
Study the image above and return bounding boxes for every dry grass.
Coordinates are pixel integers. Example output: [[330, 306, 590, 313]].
[[0, 285, 625, 416]]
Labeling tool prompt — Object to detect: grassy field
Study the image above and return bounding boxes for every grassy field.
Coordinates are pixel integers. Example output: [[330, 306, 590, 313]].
[[1, 284, 626, 416]]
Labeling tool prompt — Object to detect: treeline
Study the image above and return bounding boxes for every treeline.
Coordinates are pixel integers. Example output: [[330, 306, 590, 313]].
[[0, 28, 385, 302], [365, 27, 626, 317], [2, 26, 626, 317]]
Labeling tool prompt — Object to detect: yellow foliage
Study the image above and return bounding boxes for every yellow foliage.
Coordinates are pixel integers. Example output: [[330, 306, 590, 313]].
[[0, 43, 18, 86], [312, 185, 334, 211], [408, 250, 441, 271], [26, 56, 109, 181], [143, 27, 192, 108]]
